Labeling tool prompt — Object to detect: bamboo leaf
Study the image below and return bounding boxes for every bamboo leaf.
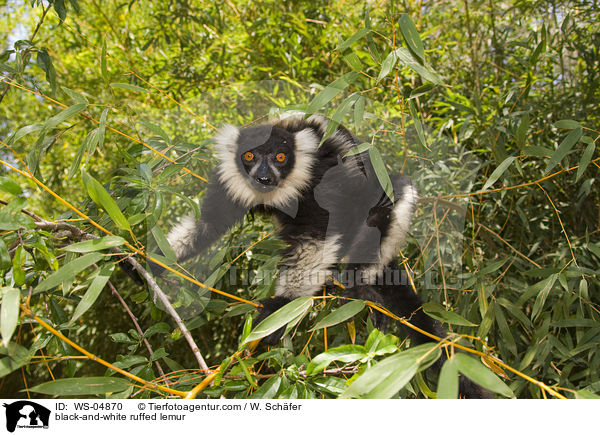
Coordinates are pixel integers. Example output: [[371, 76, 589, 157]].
[[81, 169, 131, 231], [306, 72, 359, 115], [376, 50, 397, 83], [408, 100, 427, 150], [340, 344, 439, 398], [515, 113, 529, 148], [244, 297, 313, 343], [338, 28, 370, 52], [395, 48, 443, 85], [436, 357, 459, 399], [310, 300, 365, 331], [343, 142, 370, 157], [545, 127, 582, 174], [63, 236, 126, 253], [45, 103, 87, 128], [306, 344, 367, 375], [454, 353, 514, 397], [98, 108, 108, 149], [531, 273, 558, 320], [369, 146, 394, 202], [575, 143, 595, 181], [34, 252, 103, 294], [482, 156, 516, 191], [71, 263, 114, 322], [1, 287, 20, 346], [423, 302, 477, 326], [29, 377, 131, 395], [353, 94, 365, 130], [398, 14, 425, 63], [110, 83, 149, 93]]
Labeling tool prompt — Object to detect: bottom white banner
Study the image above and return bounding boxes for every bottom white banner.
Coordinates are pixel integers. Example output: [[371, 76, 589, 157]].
[[0, 398, 596, 435]]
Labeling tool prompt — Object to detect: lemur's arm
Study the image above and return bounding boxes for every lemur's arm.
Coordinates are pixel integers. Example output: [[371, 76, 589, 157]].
[[149, 179, 247, 275]]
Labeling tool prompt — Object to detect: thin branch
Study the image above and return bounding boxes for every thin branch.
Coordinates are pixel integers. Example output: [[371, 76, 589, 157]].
[[126, 257, 210, 372], [104, 277, 170, 386], [32, 218, 210, 372]]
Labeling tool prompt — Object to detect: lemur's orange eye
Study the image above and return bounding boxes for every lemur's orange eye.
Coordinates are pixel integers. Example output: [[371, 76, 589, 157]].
[[275, 152, 286, 163], [243, 151, 254, 162]]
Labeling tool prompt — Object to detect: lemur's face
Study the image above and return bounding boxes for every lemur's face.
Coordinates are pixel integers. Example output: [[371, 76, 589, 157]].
[[238, 126, 296, 192]]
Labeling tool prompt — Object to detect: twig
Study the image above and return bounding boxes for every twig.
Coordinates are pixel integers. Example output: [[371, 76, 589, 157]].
[[32, 218, 209, 372], [104, 276, 170, 386], [126, 257, 210, 372]]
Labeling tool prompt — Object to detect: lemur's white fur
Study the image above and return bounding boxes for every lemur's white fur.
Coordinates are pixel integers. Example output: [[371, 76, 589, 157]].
[[166, 215, 197, 260], [275, 235, 341, 298], [364, 183, 418, 281], [214, 119, 317, 209]]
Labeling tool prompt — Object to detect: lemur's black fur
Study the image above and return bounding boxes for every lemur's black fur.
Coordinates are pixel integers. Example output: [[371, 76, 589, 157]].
[[150, 114, 491, 398]]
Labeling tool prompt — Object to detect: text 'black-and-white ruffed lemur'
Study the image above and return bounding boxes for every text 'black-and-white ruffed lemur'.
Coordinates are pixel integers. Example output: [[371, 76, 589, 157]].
[[156, 113, 490, 398]]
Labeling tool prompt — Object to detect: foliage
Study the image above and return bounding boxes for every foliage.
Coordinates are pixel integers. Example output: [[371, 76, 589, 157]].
[[0, 0, 598, 399]]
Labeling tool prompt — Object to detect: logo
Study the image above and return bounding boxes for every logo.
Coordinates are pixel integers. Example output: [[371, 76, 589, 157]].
[[3, 401, 50, 433]]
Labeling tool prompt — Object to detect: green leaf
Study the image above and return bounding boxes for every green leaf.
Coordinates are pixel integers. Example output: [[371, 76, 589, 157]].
[[306, 344, 367, 374], [7, 124, 44, 146], [574, 390, 600, 399], [531, 273, 558, 320], [137, 121, 171, 144], [81, 169, 131, 231], [110, 83, 149, 93], [553, 119, 581, 129], [250, 376, 281, 399], [11, 246, 25, 286], [353, 94, 365, 131], [34, 252, 103, 294], [320, 93, 359, 144], [244, 297, 313, 343], [29, 377, 131, 395], [436, 357, 459, 399], [45, 103, 87, 129], [0, 176, 22, 196], [63, 236, 126, 253], [0, 239, 11, 271], [369, 146, 394, 202], [53, 0, 67, 21], [408, 100, 427, 150], [306, 72, 358, 115], [422, 302, 477, 326], [522, 146, 552, 157], [340, 344, 439, 399], [545, 127, 582, 174], [1, 287, 20, 346], [529, 24, 546, 66], [310, 300, 365, 331], [71, 263, 114, 322], [98, 108, 108, 149], [395, 48, 443, 85], [515, 113, 529, 148], [343, 142, 370, 157], [151, 226, 177, 263], [36, 49, 56, 93], [398, 14, 425, 63], [338, 28, 370, 52], [101, 40, 109, 81], [377, 50, 397, 83], [575, 143, 595, 182], [454, 353, 514, 397], [0, 343, 32, 377], [482, 156, 516, 191]]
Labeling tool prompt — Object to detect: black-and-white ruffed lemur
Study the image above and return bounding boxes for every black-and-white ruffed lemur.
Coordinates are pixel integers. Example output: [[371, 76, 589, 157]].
[[152, 113, 490, 398]]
